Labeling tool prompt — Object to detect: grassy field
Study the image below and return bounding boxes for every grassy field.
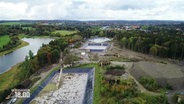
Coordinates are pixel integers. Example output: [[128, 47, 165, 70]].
[[22, 27, 35, 30], [51, 30, 78, 36], [0, 35, 10, 49], [39, 83, 57, 95], [0, 63, 21, 92], [0, 40, 29, 56]]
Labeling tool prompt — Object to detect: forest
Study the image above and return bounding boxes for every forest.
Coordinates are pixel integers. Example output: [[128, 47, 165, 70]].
[[116, 30, 184, 59]]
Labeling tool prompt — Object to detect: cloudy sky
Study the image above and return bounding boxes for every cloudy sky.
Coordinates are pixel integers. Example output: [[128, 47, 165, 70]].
[[0, 0, 184, 20]]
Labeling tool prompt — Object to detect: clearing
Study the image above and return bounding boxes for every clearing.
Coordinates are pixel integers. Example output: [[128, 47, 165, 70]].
[[51, 30, 77, 36], [0, 35, 10, 49]]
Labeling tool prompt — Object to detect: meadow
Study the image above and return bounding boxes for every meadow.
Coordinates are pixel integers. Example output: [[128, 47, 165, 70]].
[[0, 35, 10, 49], [51, 30, 78, 37]]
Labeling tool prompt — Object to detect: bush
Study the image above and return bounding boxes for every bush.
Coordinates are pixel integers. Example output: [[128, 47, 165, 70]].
[[106, 65, 125, 70], [166, 83, 173, 90], [139, 76, 160, 91]]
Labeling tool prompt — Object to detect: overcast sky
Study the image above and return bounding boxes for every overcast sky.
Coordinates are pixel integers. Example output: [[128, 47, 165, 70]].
[[0, 0, 184, 20]]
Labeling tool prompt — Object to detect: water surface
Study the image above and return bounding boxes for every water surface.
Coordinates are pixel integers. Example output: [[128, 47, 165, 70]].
[[0, 38, 53, 74]]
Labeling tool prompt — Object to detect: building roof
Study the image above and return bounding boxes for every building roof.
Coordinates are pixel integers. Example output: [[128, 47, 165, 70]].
[[88, 37, 111, 43], [84, 46, 107, 50]]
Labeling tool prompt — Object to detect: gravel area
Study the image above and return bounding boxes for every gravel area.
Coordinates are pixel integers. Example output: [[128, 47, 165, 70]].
[[130, 61, 184, 90], [32, 73, 88, 104]]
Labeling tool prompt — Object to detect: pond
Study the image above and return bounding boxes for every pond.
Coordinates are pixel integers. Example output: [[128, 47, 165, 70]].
[[0, 38, 53, 74]]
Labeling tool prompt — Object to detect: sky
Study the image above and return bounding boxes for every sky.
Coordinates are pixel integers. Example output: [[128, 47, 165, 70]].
[[0, 0, 184, 20]]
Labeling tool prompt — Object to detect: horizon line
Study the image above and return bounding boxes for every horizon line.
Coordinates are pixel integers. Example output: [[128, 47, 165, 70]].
[[0, 19, 184, 22]]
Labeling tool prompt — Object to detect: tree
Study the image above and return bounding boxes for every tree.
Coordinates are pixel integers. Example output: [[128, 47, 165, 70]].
[[121, 37, 128, 48], [37, 46, 51, 66], [29, 50, 34, 59], [51, 49, 60, 63], [63, 54, 74, 65], [149, 45, 158, 56], [25, 55, 29, 62]]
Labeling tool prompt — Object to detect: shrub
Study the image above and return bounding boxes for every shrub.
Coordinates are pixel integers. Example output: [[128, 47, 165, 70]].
[[139, 76, 160, 91]]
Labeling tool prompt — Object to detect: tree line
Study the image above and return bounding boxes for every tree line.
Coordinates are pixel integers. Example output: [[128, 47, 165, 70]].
[[18, 37, 68, 79], [0, 36, 20, 52], [116, 30, 184, 60]]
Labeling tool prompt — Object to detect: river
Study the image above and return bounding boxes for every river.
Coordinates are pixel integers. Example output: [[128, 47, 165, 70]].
[[0, 38, 53, 74]]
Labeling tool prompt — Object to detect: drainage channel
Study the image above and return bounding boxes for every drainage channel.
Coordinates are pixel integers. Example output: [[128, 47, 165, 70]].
[[23, 67, 95, 104]]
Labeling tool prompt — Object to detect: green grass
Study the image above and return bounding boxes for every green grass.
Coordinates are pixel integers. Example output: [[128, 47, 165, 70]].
[[0, 35, 10, 49], [0, 40, 29, 56], [51, 30, 78, 36], [30, 66, 61, 93], [22, 27, 35, 30], [39, 83, 57, 95], [0, 63, 21, 92]]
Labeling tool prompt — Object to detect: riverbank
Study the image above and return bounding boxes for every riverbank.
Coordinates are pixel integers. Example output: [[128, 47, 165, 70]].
[[18, 34, 53, 39], [0, 40, 29, 56], [0, 63, 22, 91]]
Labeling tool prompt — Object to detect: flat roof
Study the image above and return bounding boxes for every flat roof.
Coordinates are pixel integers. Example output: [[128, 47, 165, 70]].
[[88, 37, 111, 43], [83, 45, 107, 50]]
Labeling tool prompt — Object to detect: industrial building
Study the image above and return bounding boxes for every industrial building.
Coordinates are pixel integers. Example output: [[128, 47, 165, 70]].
[[80, 37, 111, 52]]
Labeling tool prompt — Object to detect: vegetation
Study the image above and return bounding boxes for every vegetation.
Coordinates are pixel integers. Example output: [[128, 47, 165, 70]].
[[74, 64, 168, 104], [106, 65, 125, 70], [0, 63, 21, 102], [30, 66, 61, 93], [0, 36, 21, 52], [0, 22, 32, 25], [0, 37, 68, 102], [51, 30, 78, 37], [173, 93, 184, 104], [139, 76, 160, 91], [0, 21, 182, 103], [116, 30, 184, 60], [63, 53, 80, 65], [0, 40, 29, 56], [0, 35, 10, 49]]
